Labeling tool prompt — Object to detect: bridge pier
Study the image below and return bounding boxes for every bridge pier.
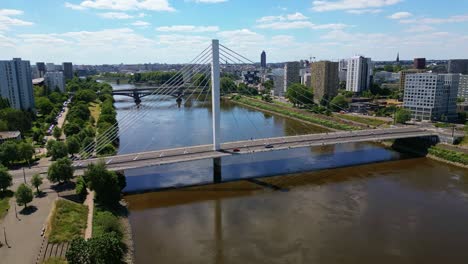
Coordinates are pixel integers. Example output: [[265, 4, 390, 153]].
[[213, 157, 222, 183], [133, 91, 141, 105]]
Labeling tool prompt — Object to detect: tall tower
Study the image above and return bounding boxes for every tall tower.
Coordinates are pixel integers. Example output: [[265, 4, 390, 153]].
[[396, 52, 400, 63], [261, 51, 266, 68]]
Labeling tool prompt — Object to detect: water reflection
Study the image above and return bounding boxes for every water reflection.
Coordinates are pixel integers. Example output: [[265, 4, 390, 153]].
[[126, 159, 468, 264]]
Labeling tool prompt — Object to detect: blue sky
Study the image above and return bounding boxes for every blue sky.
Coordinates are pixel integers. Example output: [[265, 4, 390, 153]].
[[1, 0, 467, 64]]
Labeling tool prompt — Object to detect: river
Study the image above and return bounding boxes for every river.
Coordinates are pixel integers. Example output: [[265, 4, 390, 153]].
[[111, 83, 468, 264]]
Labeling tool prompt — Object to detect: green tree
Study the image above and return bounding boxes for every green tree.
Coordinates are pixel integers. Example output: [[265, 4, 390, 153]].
[[0, 165, 13, 192], [53, 127, 62, 140], [0, 141, 19, 166], [31, 174, 43, 194], [35, 97, 54, 114], [74, 89, 97, 103], [75, 176, 88, 200], [84, 162, 121, 207], [395, 108, 412, 124], [63, 123, 82, 137], [15, 183, 33, 208], [0, 108, 32, 133], [220, 77, 236, 94], [67, 136, 81, 156], [48, 157, 74, 183], [17, 141, 35, 166], [286, 83, 313, 107], [330, 95, 349, 111], [49, 141, 68, 160]]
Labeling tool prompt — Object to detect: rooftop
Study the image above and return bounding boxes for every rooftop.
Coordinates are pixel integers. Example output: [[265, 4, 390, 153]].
[[0, 131, 21, 140]]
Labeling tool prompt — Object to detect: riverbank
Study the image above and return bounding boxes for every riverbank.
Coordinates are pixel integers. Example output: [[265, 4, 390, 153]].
[[229, 95, 362, 131]]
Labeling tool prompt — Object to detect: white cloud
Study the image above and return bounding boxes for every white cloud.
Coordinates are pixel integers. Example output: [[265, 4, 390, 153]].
[[388, 11, 412, 19], [347, 9, 382, 14], [400, 14, 468, 24], [256, 12, 347, 30], [0, 34, 15, 47], [98, 12, 134, 19], [67, 0, 175, 12], [156, 25, 219, 32], [404, 25, 435, 33], [257, 12, 308, 23], [312, 0, 402, 12], [132, 20, 151, 27], [64, 2, 87, 10], [0, 9, 33, 31]]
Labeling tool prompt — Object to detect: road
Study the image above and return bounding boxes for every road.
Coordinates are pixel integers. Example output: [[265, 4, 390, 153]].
[[9, 127, 435, 179]]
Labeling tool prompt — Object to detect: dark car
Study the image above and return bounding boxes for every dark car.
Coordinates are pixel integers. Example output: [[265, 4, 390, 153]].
[[233, 148, 240, 152], [265, 144, 274, 149]]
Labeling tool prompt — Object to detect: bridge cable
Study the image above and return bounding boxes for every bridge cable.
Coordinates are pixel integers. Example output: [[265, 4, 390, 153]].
[[76, 51, 212, 159]]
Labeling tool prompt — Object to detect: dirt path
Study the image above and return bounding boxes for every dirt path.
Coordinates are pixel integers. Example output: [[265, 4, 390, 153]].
[[84, 190, 95, 240]]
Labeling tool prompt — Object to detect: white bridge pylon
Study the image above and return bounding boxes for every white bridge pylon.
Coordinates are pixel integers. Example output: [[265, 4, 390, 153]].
[[211, 39, 221, 151]]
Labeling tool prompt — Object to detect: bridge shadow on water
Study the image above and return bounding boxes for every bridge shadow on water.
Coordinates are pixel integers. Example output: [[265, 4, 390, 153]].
[[123, 142, 423, 195]]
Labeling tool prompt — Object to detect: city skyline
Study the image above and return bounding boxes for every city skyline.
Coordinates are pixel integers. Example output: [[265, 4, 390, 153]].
[[0, 0, 468, 64]]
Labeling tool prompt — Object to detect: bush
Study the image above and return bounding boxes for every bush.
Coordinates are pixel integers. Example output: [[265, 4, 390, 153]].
[[66, 233, 124, 264], [93, 210, 122, 239], [428, 146, 468, 165]]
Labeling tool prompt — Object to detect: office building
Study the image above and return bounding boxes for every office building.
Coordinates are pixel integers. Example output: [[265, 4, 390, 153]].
[[260, 51, 266, 68], [403, 73, 459, 121], [45, 71, 66, 93], [346, 56, 372, 93], [311, 61, 339, 103], [283, 61, 301, 92], [36, 62, 46, 78], [448, 59, 468, 74], [0, 58, 35, 110], [62, 62, 74, 80], [458, 75, 468, 100], [413, 58, 426, 70], [338, 59, 347, 82], [400, 69, 426, 90]]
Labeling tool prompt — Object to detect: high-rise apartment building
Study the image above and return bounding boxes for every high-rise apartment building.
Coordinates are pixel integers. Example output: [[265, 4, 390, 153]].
[[413, 58, 426, 69], [458, 75, 468, 100], [45, 72, 66, 93], [62, 62, 74, 80], [283, 61, 301, 92], [36, 62, 46, 78], [311, 61, 339, 103], [345, 56, 372, 93], [448, 59, 468, 74], [260, 51, 266, 68], [338, 59, 347, 82], [403, 73, 459, 121], [0, 58, 35, 110], [46, 63, 56, 72]]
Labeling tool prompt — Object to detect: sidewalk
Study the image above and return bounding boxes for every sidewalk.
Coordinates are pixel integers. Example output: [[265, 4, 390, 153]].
[[0, 181, 58, 264]]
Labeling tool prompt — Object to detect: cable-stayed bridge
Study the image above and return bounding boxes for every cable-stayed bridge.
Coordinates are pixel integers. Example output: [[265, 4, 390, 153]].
[[63, 40, 438, 182]]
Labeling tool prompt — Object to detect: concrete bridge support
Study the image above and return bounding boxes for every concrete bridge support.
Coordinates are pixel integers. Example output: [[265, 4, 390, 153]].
[[213, 157, 222, 183], [133, 90, 141, 105]]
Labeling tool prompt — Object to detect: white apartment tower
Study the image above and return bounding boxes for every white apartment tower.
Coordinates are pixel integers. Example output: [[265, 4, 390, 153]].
[[403, 73, 459, 121], [0, 58, 35, 110], [346, 56, 372, 93]]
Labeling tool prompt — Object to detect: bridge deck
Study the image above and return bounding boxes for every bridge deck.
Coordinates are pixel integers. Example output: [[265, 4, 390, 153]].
[[73, 127, 435, 172]]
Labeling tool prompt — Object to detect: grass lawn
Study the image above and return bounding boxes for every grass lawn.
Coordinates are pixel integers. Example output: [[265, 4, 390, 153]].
[[89, 101, 101, 126], [0, 191, 14, 220], [42, 257, 67, 264], [336, 114, 388, 127], [48, 200, 88, 243]]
